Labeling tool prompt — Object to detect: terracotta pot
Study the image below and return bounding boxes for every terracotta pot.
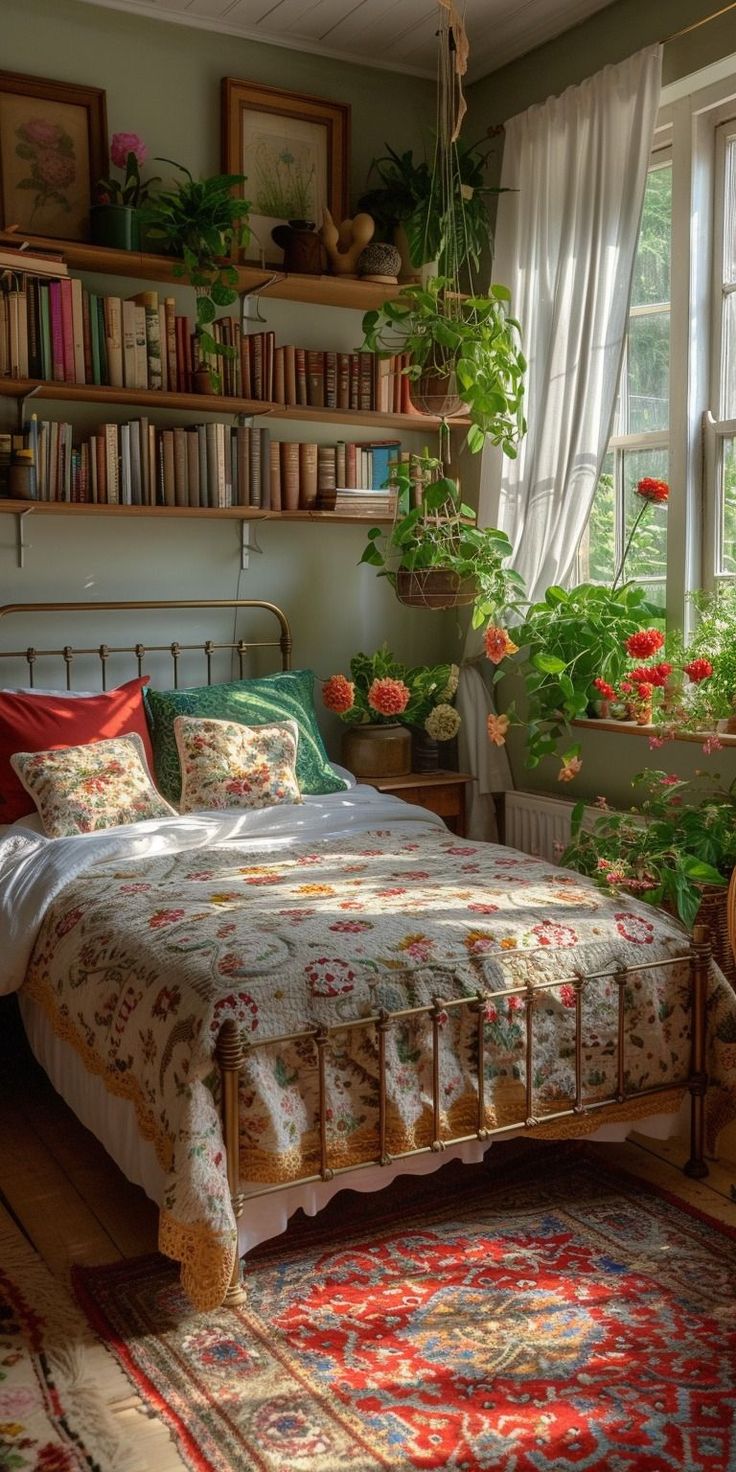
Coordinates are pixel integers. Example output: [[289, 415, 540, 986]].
[[193, 368, 215, 395], [342, 723, 411, 778], [395, 567, 478, 610], [411, 369, 466, 418]]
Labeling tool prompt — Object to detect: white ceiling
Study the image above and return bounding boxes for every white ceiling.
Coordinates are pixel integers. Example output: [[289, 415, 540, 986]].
[[75, 0, 617, 81]]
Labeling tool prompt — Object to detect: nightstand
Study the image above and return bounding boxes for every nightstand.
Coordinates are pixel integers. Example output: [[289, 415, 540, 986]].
[[359, 770, 473, 836]]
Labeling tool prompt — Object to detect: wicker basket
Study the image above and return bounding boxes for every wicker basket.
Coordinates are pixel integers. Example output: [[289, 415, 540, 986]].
[[395, 568, 478, 609], [695, 883, 736, 987]]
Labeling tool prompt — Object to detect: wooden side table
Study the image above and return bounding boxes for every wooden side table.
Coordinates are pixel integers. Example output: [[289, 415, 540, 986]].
[[359, 770, 473, 836]]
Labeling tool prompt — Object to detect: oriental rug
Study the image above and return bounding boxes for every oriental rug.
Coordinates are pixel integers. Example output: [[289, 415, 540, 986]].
[[74, 1148, 736, 1472], [0, 1213, 138, 1472]]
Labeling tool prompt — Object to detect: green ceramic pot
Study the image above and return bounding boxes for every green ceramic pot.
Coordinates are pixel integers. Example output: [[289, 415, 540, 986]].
[[90, 204, 141, 251]]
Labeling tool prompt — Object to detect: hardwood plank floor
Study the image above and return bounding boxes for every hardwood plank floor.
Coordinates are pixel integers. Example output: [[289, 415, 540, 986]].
[[3, 992, 736, 1472]]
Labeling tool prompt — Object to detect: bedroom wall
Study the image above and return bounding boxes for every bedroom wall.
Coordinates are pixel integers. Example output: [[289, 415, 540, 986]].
[[0, 0, 457, 755]]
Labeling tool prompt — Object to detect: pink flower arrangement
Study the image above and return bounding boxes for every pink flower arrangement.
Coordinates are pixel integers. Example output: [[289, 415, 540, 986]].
[[96, 131, 158, 208]]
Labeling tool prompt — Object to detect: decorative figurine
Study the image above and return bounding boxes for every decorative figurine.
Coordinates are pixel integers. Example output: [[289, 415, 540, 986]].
[[320, 209, 374, 277], [357, 240, 402, 284]]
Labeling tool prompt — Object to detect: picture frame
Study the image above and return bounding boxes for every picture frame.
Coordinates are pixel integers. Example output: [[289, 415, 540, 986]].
[[0, 70, 107, 242], [221, 78, 350, 268]]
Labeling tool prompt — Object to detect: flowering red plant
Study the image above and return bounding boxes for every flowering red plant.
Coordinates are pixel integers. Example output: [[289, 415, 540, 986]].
[[626, 628, 665, 659], [612, 476, 669, 590], [683, 658, 714, 684], [368, 677, 410, 717], [636, 477, 669, 504]]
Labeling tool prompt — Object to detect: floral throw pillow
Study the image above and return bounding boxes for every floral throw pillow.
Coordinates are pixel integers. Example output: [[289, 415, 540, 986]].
[[174, 715, 302, 813], [10, 733, 177, 838]]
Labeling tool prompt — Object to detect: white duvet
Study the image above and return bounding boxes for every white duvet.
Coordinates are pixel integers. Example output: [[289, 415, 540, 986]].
[[0, 781, 446, 995]]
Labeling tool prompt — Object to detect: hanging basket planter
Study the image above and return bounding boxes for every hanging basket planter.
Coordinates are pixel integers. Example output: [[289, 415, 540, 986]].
[[395, 568, 478, 610], [411, 369, 467, 418]]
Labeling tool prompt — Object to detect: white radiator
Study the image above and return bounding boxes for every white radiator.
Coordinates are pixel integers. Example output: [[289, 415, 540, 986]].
[[504, 790, 598, 863]]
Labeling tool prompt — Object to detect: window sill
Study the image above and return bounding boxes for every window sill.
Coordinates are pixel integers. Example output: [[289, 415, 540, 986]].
[[572, 718, 736, 747]]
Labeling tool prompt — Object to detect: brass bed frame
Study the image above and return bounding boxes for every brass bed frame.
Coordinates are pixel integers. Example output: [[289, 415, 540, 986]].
[[0, 599, 711, 1308]]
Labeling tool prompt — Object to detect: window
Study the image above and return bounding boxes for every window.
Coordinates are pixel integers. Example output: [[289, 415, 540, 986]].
[[577, 154, 672, 609], [575, 67, 736, 620], [710, 120, 736, 580]]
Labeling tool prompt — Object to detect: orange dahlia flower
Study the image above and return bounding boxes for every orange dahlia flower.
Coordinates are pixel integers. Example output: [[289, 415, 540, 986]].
[[322, 674, 355, 714], [487, 712, 510, 746], [367, 677, 410, 717]]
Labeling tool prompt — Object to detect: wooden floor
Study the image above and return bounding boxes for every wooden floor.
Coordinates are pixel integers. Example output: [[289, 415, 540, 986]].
[[2, 993, 736, 1470]]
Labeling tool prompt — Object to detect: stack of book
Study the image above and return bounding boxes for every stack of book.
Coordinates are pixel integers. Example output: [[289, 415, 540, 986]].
[[0, 262, 418, 416], [14, 418, 414, 514]]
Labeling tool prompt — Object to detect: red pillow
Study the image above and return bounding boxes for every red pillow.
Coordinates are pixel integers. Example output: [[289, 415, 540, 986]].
[[0, 676, 153, 824]]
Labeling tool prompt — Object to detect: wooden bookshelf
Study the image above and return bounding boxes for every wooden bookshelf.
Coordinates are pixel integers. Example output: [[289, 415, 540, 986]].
[[0, 377, 463, 432], [0, 233, 404, 311], [0, 499, 395, 524]]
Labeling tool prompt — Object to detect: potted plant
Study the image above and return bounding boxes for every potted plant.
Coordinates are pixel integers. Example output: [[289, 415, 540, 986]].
[[142, 161, 250, 393], [322, 646, 461, 778], [504, 582, 659, 774], [91, 132, 160, 251], [562, 770, 736, 978], [362, 277, 526, 452], [360, 452, 524, 616], [358, 135, 503, 280], [652, 585, 736, 739]]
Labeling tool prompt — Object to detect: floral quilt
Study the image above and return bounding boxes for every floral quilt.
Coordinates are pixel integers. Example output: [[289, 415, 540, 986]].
[[22, 827, 736, 1310]]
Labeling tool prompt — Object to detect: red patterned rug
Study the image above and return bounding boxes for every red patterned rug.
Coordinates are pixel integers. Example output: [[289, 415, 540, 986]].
[[74, 1147, 736, 1472]]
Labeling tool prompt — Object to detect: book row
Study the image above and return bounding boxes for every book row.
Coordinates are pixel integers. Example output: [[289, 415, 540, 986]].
[[4, 419, 424, 513], [0, 269, 414, 413]]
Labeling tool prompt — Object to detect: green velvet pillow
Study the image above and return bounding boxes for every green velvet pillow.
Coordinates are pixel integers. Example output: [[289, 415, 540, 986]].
[[145, 670, 347, 804]]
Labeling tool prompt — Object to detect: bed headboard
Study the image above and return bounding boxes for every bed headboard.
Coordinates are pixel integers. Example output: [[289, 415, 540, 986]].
[[0, 599, 292, 690]]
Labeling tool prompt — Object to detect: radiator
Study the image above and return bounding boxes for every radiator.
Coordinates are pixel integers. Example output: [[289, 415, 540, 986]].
[[504, 790, 598, 863]]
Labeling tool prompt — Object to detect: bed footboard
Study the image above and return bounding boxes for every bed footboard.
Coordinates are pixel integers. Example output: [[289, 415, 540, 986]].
[[216, 928, 712, 1304]]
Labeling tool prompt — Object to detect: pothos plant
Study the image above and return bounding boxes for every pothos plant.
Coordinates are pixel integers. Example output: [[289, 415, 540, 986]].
[[362, 278, 526, 455], [360, 452, 524, 627], [142, 161, 251, 391]]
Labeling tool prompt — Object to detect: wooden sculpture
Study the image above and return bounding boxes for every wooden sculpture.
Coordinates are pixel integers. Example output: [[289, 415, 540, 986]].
[[320, 209, 375, 278]]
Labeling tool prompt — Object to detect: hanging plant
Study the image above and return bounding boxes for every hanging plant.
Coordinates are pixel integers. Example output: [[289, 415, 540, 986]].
[[362, 277, 526, 453], [360, 451, 524, 619]]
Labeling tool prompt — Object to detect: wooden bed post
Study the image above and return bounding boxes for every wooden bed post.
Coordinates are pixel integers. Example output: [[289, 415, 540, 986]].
[[216, 1018, 247, 1306], [684, 923, 711, 1180]]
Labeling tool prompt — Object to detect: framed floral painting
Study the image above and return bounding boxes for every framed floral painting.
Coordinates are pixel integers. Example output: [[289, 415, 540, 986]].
[[0, 71, 107, 241], [222, 78, 350, 267]]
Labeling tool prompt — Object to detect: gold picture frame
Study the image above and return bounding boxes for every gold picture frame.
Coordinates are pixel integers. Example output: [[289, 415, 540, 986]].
[[0, 69, 107, 242], [221, 78, 350, 268]]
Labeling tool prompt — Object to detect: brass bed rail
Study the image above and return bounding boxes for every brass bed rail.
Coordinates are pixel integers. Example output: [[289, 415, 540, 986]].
[[0, 599, 293, 685], [216, 927, 712, 1305]]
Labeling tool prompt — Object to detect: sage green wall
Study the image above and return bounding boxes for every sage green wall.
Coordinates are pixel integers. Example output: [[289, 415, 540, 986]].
[[0, 0, 455, 756], [469, 0, 736, 127], [0, 0, 436, 203]]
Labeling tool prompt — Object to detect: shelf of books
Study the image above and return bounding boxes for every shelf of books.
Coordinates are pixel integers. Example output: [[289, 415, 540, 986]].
[[0, 233, 404, 310]]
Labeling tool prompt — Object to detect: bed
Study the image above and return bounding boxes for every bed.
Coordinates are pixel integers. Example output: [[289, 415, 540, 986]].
[[1, 598, 735, 1313]]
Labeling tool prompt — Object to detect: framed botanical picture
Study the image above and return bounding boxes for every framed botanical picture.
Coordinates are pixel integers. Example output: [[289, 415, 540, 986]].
[[0, 70, 107, 242], [222, 78, 350, 267]]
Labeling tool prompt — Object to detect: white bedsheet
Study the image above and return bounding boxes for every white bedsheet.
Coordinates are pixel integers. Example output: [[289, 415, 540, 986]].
[[0, 785, 445, 995]]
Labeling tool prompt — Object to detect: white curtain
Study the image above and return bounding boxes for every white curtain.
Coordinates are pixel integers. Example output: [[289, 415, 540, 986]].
[[458, 44, 662, 836], [482, 43, 662, 603]]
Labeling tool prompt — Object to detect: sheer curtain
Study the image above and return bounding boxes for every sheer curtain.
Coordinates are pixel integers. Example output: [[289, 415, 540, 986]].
[[458, 45, 662, 836]]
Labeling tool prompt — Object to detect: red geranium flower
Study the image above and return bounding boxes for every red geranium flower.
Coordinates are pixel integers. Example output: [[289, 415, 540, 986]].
[[625, 628, 665, 659], [628, 661, 672, 687], [683, 658, 713, 683], [593, 677, 615, 699], [636, 476, 669, 504]]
